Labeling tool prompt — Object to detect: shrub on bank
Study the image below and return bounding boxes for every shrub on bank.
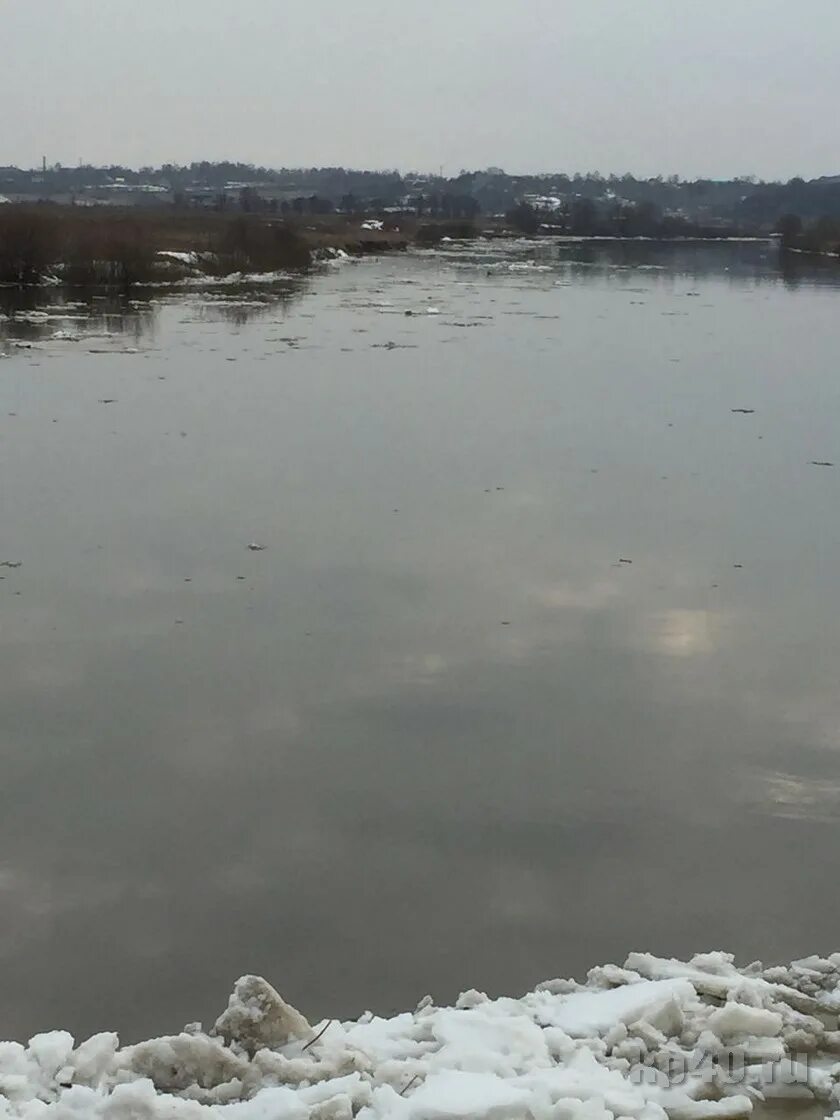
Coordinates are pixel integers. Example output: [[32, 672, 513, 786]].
[[0, 210, 60, 284], [62, 218, 159, 286], [208, 216, 312, 275], [0, 207, 312, 287], [415, 221, 478, 245]]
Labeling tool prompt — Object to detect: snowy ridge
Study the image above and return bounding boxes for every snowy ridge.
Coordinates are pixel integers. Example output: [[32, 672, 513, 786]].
[[4, 952, 840, 1118]]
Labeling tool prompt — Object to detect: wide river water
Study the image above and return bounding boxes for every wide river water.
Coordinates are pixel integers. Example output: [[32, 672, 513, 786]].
[[2, 240, 840, 1043]]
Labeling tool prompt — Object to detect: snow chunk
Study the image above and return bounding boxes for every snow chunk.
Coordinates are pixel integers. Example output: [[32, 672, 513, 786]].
[[401, 1070, 533, 1120], [27, 1031, 75, 1078], [667, 1098, 753, 1120], [429, 1007, 551, 1075], [537, 979, 696, 1037], [214, 975, 311, 1054], [707, 1003, 783, 1040], [70, 1032, 120, 1083], [626, 953, 817, 1013]]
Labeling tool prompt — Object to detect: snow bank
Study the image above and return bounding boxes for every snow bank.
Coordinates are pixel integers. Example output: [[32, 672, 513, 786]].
[[4, 954, 840, 1118]]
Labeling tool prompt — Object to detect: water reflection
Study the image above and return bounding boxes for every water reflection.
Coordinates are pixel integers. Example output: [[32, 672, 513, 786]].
[[2, 243, 840, 1044], [0, 277, 306, 351], [435, 236, 840, 291], [0, 289, 156, 349]]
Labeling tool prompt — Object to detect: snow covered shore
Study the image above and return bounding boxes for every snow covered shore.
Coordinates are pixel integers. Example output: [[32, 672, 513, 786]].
[[3, 952, 840, 1118]]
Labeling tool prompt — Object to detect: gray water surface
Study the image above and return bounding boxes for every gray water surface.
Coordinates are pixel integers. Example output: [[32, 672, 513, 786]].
[[2, 242, 840, 1042]]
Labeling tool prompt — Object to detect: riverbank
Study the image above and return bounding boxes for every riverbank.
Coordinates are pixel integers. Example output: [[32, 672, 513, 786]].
[[2, 951, 839, 1118], [0, 206, 415, 287], [1, 205, 796, 291]]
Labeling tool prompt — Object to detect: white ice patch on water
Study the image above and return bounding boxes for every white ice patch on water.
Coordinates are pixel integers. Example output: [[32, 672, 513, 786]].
[[12, 310, 51, 323], [315, 247, 352, 265], [4, 954, 840, 1117], [157, 250, 201, 266], [136, 269, 298, 289]]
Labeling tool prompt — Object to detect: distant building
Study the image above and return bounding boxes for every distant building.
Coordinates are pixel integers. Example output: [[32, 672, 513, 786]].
[[523, 194, 565, 212], [80, 183, 171, 206]]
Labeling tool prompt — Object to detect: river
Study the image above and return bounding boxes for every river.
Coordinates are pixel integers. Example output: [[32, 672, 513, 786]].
[[1, 240, 840, 1042]]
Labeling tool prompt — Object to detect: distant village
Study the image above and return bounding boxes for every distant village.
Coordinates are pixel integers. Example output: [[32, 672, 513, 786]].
[[2, 162, 840, 245]]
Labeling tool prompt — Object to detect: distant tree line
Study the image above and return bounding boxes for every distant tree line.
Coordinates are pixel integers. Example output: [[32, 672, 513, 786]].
[[739, 179, 840, 225], [776, 213, 840, 256], [504, 197, 746, 239], [234, 189, 335, 216], [409, 194, 481, 219], [4, 163, 840, 240]]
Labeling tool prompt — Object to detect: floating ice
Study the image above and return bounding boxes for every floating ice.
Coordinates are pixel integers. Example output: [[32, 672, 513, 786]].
[[317, 246, 352, 265], [157, 250, 201, 266], [12, 310, 51, 323]]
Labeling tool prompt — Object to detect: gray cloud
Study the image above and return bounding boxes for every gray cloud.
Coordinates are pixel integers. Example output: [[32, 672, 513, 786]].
[[4, 0, 839, 178]]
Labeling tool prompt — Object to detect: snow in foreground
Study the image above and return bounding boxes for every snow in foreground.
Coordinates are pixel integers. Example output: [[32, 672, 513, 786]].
[[4, 952, 840, 1118]]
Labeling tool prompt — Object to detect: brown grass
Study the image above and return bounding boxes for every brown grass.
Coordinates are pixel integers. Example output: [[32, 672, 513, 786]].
[[0, 205, 483, 287], [0, 207, 313, 287]]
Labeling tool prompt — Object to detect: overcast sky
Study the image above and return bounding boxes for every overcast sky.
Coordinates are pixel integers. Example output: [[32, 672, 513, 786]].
[[3, 0, 837, 179]]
